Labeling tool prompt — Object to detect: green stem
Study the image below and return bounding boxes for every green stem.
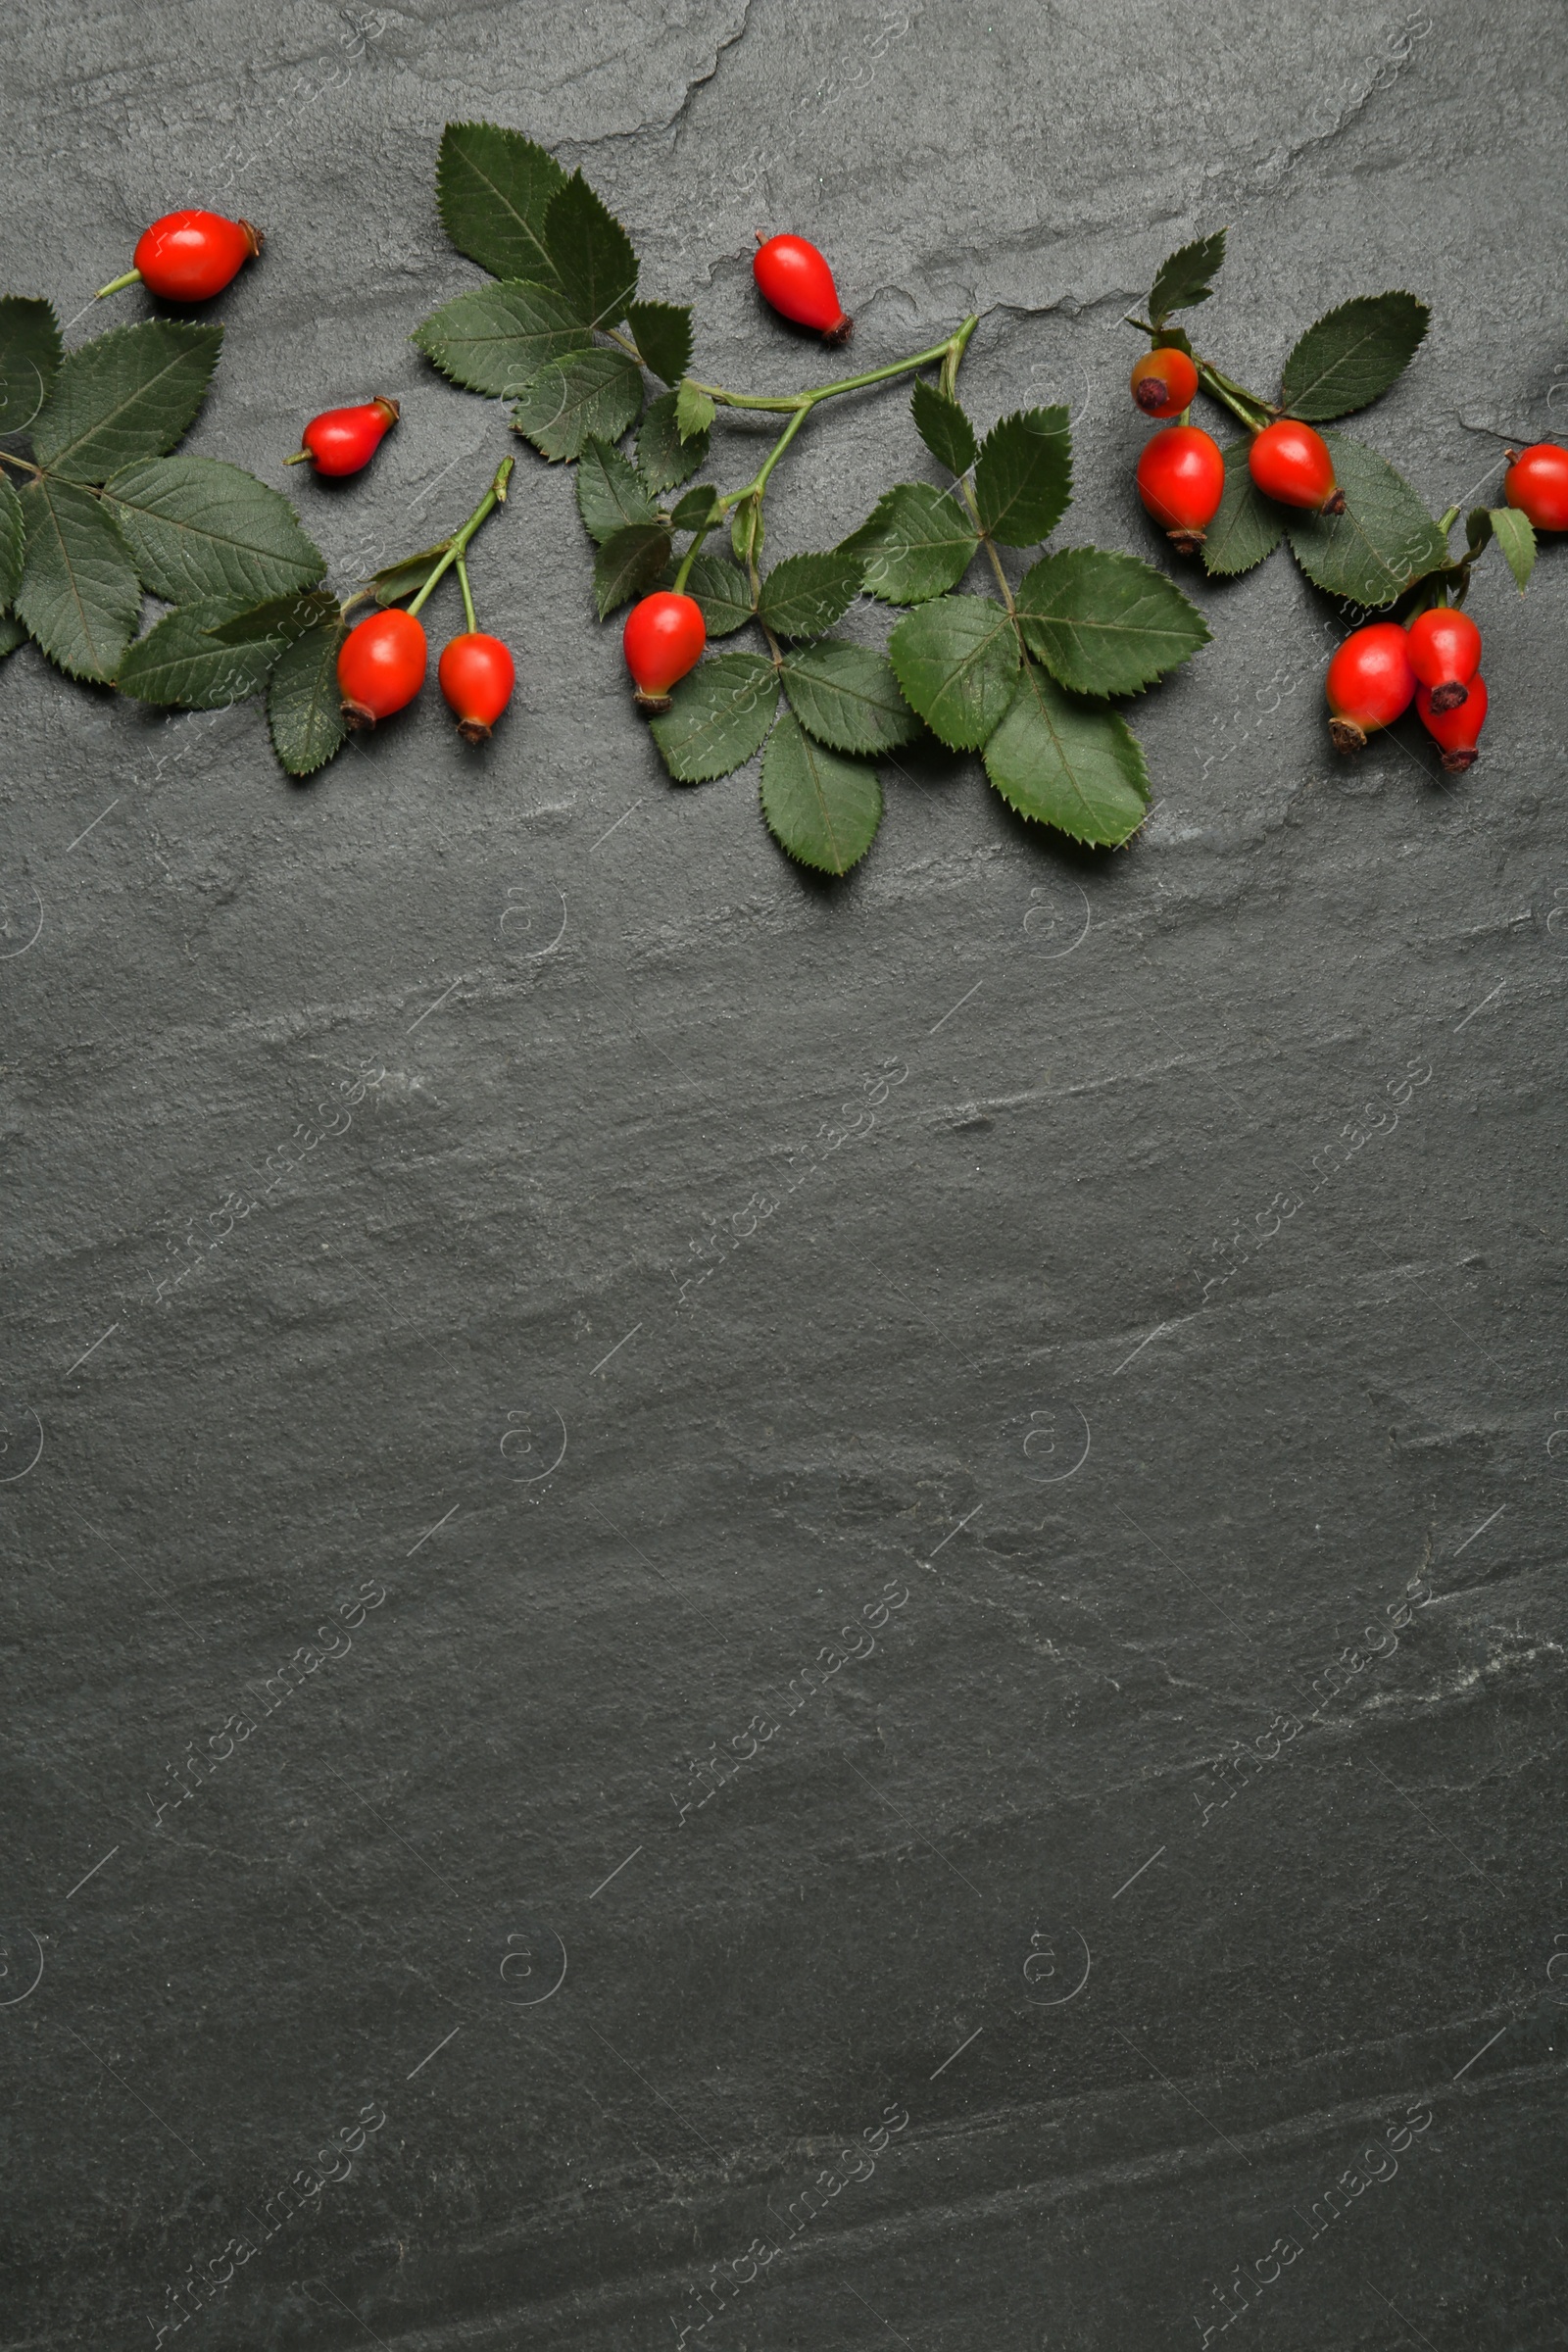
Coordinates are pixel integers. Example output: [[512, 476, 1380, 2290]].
[[95, 268, 142, 301], [672, 507, 720, 593], [0, 446, 41, 479], [689, 317, 979, 415], [1194, 361, 1272, 435], [407, 457, 514, 616], [956, 473, 1016, 617], [456, 552, 478, 634]]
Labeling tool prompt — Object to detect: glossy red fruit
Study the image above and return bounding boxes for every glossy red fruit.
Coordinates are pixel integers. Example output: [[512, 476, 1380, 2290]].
[[1404, 605, 1481, 714], [1130, 346, 1200, 419], [1417, 673, 1489, 771], [1249, 418, 1344, 514], [337, 608, 427, 728], [99, 210, 263, 303], [1503, 443, 1568, 532], [753, 233, 852, 344], [438, 631, 515, 744], [1325, 621, 1416, 753], [1135, 424, 1225, 554], [622, 591, 706, 710], [292, 397, 400, 477]]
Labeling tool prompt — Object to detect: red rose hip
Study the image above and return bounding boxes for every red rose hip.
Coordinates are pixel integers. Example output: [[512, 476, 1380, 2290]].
[[1324, 621, 1416, 753], [1135, 423, 1225, 554], [97, 209, 263, 303], [337, 608, 427, 728], [1249, 418, 1344, 514], [1130, 346, 1200, 418], [622, 591, 706, 710], [1417, 674, 1488, 771], [753, 233, 852, 345], [439, 631, 515, 744], [289, 397, 400, 477], [1404, 605, 1481, 714], [1503, 443, 1568, 532]]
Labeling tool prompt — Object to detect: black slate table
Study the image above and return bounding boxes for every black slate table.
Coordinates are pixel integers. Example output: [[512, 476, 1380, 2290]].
[[4, 4, 1566, 2348]]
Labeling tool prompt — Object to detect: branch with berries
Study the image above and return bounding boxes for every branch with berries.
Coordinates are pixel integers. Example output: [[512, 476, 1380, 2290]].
[[1123, 228, 1554, 773]]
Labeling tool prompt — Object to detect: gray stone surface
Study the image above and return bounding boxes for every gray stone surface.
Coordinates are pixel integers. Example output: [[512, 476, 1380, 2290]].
[[4, 2, 1567, 2347]]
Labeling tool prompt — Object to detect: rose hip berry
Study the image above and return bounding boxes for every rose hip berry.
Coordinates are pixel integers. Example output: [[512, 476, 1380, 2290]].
[[1249, 418, 1345, 514], [1324, 621, 1416, 753], [1503, 443, 1568, 533], [438, 631, 515, 744], [1404, 606, 1481, 714], [622, 591, 707, 710], [1135, 424, 1225, 555], [288, 397, 400, 477], [752, 234, 852, 345], [337, 608, 427, 729], [1417, 673, 1489, 771], [1130, 346, 1200, 419], [96, 210, 263, 304]]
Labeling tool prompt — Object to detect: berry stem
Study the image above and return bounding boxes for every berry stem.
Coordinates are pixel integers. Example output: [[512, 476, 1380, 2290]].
[[456, 552, 478, 635], [1193, 361, 1273, 434], [94, 269, 143, 300], [406, 457, 514, 616]]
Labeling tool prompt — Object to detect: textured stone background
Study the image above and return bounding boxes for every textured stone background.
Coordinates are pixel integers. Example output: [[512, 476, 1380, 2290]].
[[4, 3, 1567, 2347]]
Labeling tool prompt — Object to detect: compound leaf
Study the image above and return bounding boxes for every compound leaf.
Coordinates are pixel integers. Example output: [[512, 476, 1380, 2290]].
[[842, 481, 978, 605], [1150, 229, 1227, 327], [626, 300, 693, 387], [576, 436, 656, 546], [649, 650, 776, 782], [973, 406, 1072, 546], [1016, 546, 1209, 696], [911, 379, 977, 476], [1280, 293, 1429, 421], [639, 388, 710, 490], [888, 593, 1018, 750], [14, 475, 140, 682], [436, 121, 565, 285], [780, 640, 918, 755], [761, 710, 882, 876], [757, 550, 860, 640], [269, 612, 348, 777], [1201, 436, 1285, 577], [104, 455, 323, 606], [511, 346, 643, 462], [0, 295, 62, 438], [982, 659, 1149, 848], [544, 172, 638, 330], [413, 279, 590, 398], [32, 319, 221, 484], [1285, 429, 1447, 608]]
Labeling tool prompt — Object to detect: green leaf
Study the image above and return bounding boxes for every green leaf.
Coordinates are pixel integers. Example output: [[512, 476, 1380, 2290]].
[[757, 551, 861, 640], [31, 320, 222, 484], [1016, 546, 1209, 696], [119, 597, 283, 708], [675, 380, 716, 442], [684, 552, 753, 638], [0, 296, 62, 438], [842, 482, 978, 605], [1489, 504, 1536, 593], [103, 455, 324, 606], [594, 522, 670, 618], [1285, 430, 1447, 609], [1279, 293, 1429, 422], [911, 379, 977, 477], [576, 435, 656, 546], [511, 347, 643, 463], [205, 588, 340, 646], [670, 484, 716, 532], [649, 651, 776, 782], [544, 172, 637, 330], [983, 659, 1149, 848], [780, 640, 919, 755], [626, 300, 693, 387], [14, 476, 140, 682], [0, 613, 24, 658], [436, 122, 565, 286], [413, 279, 590, 398], [1149, 229, 1227, 328], [1201, 437, 1285, 578], [639, 389, 710, 491], [269, 613, 348, 777], [973, 407, 1072, 547], [889, 594, 1019, 751], [0, 474, 23, 608], [368, 542, 450, 607], [760, 711, 882, 875]]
